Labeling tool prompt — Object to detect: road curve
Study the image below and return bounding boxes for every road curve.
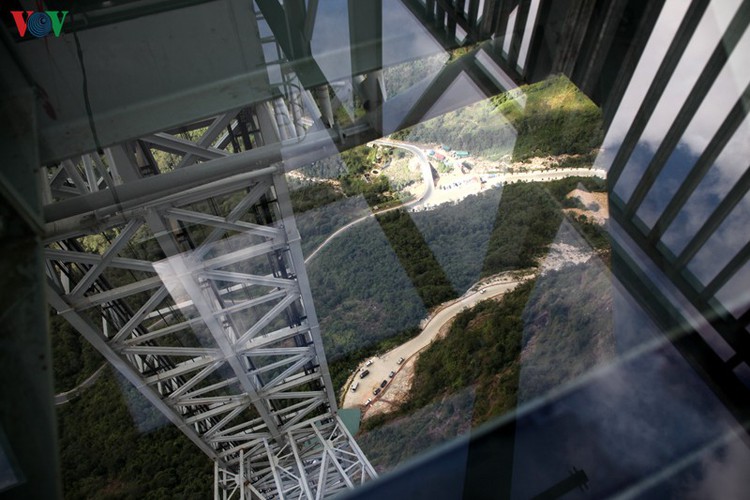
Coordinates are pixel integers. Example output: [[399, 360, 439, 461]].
[[304, 140, 435, 264], [54, 363, 108, 405], [341, 277, 524, 410], [303, 141, 606, 264], [374, 139, 435, 208]]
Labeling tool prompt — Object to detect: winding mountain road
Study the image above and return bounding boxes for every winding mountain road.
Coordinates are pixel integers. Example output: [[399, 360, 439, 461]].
[[341, 276, 526, 410], [304, 139, 435, 264], [303, 141, 605, 264]]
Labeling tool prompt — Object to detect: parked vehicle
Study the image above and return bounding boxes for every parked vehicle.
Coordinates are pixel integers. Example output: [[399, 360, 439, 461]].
[[366, 359, 374, 367], [397, 357, 404, 364], [389, 371, 395, 378], [364, 398, 372, 406], [351, 382, 359, 391], [360, 369, 370, 379], [380, 380, 387, 388], [373, 388, 381, 395]]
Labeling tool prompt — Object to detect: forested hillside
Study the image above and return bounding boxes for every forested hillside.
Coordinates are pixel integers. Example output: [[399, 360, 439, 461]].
[[50, 173, 607, 496], [356, 280, 533, 470], [310, 177, 608, 395], [357, 259, 615, 471], [518, 257, 615, 402], [393, 75, 603, 162], [50, 313, 103, 393], [311, 177, 607, 357], [56, 368, 212, 498], [48, 71, 608, 496], [383, 53, 448, 96], [407, 280, 533, 420], [295, 146, 397, 209], [50, 309, 213, 498]]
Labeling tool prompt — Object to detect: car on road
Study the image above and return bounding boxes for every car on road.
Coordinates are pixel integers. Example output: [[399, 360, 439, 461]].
[[351, 382, 359, 392], [365, 359, 374, 367], [389, 371, 395, 378], [380, 380, 387, 388], [396, 357, 404, 364], [359, 370, 370, 379], [373, 388, 381, 395]]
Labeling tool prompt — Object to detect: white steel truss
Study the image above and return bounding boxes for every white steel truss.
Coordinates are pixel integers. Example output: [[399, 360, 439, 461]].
[[214, 415, 376, 500], [43, 100, 377, 498], [39, 19, 520, 495]]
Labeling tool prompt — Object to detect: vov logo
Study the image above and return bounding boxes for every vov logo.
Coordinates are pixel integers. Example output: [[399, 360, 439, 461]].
[[11, 10, 68, 38]]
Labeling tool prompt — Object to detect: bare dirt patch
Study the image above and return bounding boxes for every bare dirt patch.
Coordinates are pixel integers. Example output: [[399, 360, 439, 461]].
[[564, 189, 608, 225]]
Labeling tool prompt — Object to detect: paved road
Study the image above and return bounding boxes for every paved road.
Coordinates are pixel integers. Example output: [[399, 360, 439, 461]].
[[55, 364, 107, 405], [303, 141, 605, 264], [304, 140, 435, 264], [342, 277, 524, 409], [374, 139, 435, 208]]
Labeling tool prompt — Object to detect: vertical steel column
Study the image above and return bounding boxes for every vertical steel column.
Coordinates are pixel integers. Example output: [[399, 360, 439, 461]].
[[289, 85, 306, 138], [256, 102, 282, 145], [0, 39, 62, 500], [335, 415, 378, 480], [271, 173, 338, 409], [315, 86, 335, 128], [239, 449, 245, 500], [348, 0, 386, 133], [214, 461, 220, 499], [273, 98, 297, 141]]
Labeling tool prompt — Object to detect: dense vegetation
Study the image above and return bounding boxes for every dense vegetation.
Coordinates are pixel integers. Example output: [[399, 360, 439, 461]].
[[393, 75, 603, 161], [356, 388, 475, 472], [481, 183, 563, 274], [518, 257, 615, 402], [355, 282, 533, 471], [294, 194, 370, 255], [493, 76, 603, 160], [383, 53, 448, 97], [483, 177, 608, 275], [295, 145, 398, 212], [289, 182, 344, 213], [310, 177, 607, 367], [56, 368, 212, 498], [50, 313, 103, 393], [376, 210, 457, 308], [408, 187, 504, 291], [357, 259, 615, 471], [308, 216, 428, 361], [50, 312, 213, 498], [406, 280, 533, 420], [49, 70, 609, 494]]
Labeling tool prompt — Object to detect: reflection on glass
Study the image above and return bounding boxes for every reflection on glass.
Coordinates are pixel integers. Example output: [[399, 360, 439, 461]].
[[5, 0, 747, 497]]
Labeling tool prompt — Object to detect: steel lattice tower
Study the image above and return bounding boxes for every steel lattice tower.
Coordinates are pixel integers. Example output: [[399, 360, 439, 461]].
[[3, 0, 618, 497], [43, 100, 380, 498]]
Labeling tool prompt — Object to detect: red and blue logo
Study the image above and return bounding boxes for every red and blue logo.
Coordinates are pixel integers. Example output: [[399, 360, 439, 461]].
[[11, 10, 68, 38]]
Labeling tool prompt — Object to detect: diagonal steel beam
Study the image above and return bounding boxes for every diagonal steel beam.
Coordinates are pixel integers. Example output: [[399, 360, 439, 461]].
[[47, 282, 221, 461], [69, 219, 143, 298], [159, 250, 284, 439]]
